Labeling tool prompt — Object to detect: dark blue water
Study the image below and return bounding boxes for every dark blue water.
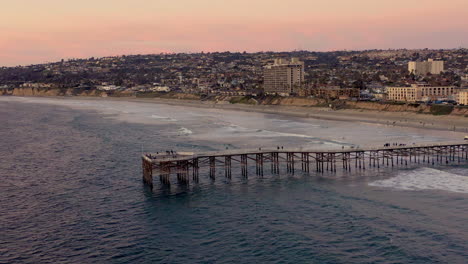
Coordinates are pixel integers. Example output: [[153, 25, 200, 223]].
[[1, 101, 467, 263]]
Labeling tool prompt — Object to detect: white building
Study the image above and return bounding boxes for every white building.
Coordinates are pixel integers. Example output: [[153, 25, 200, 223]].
[[457, 90, 468, 105], [150, 86, 171, 92], [387, 84, 457, 102], [408, 59, 444, 75], [20, 83, 54, 88], [263, 58, 304, 95], [97, 85, 120, 91]]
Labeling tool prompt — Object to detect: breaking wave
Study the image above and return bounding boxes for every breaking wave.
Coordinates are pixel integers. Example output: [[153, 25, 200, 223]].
[[178, 127, 193, 135], [221, 123, 317, 139], [369, 167, 468, 194], [150, 114, 177, 122]]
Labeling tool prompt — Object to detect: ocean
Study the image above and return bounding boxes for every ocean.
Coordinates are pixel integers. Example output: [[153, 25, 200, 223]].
[[1, 97, 467, 263]]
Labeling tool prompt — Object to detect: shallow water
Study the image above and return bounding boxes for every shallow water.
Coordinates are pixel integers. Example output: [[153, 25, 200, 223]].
[[1, 97, 467, 263]]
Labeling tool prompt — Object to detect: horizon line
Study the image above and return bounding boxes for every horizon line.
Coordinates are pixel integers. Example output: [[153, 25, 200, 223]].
[[2, 47, 466, 68]]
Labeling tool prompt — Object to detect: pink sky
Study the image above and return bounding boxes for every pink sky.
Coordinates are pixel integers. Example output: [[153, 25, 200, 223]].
[[1, 0, 467, 66]]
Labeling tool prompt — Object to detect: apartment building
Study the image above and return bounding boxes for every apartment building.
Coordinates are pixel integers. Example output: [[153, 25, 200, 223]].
[[263, 58, 304, 95], [457, 90, 468, 105], [387, 84, 456, 102], [408, 59, 444, 75]]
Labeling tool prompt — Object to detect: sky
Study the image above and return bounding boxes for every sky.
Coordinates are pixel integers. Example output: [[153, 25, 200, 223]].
[[1, 0, 467, 66]]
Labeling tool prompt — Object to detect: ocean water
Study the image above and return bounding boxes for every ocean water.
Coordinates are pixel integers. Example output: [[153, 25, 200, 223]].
[[1, 97, 467, 264]]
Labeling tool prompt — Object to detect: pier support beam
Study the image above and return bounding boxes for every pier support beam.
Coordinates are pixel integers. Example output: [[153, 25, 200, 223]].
[[209, 157, 216, 180], [225, 156, 232, 178], [142, 158, 153, 188], [241, 154, 248, 178]]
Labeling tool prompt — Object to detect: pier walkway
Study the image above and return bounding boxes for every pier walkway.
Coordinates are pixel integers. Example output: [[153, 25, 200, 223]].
[[142, 141, 468, 187]]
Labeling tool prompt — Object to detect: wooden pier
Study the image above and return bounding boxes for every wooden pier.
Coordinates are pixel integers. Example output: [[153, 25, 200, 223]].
[[141, 142, 468, 187]]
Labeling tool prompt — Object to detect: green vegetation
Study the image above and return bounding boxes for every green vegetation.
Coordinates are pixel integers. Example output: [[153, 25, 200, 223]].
[[229, 96, 257, 105], [430, 104, 454, 115], [107, 91, 133, 97], [387, 101, 407, 105], [135, 91, 201, 100], [407, 103, 421, 108]]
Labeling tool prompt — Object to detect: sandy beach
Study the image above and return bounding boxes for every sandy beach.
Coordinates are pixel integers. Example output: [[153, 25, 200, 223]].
[[3, 94, 467, 151], [29, 96, 467, 134]]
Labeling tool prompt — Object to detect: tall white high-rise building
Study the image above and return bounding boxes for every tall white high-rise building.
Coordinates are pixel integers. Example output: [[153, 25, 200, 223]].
[[408, 59, 444, 75], [263, 58, 304, 95]]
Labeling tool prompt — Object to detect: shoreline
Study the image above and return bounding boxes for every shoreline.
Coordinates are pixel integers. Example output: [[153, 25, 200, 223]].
[[4, 95, 468, 133]]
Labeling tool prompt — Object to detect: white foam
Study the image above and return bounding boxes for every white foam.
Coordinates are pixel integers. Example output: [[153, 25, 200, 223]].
[[369, 167, 468, 194], [178, 127, 193, 135], [150, 114, 177, 122], [226, 123, 249, 132], [263, 130, 316, 139], [226, 126, 318, 140], [3, 97, 464, 147]]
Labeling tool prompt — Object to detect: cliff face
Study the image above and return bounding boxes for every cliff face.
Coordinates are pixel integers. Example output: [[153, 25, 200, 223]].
[[259, 97, 326, 106], [345, 101, 428, 113], [3, 87, 104, 97], [228, 96, 468, 117], [346, 101, 468, 116], [3, 88, 468, 117], [448, 106, 468, 116], [12, 88, 52, 96]]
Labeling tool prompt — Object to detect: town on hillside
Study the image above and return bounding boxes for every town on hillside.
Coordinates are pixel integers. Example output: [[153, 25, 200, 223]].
[[1, 49, 468, 105]]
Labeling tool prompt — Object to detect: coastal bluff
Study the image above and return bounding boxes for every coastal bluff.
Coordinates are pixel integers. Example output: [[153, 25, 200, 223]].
[[2, 87, 468, 117], [4, 87, 103, 97]]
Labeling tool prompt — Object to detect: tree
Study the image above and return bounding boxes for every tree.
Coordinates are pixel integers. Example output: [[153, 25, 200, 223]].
[[352, 79, 365, 89]]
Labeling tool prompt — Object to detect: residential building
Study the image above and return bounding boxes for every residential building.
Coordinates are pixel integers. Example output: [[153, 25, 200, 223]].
[[97, 85, 120, 91], [457, 90, 468, 105], [387, 84, 457, 102], [263, 58, 304, 95], [311, 86, 360, 99], [150, 86, 171, 92], [408, 59, 444, 75]]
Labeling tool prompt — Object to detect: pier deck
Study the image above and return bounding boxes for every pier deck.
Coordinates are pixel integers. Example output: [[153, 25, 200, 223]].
[[142, 141, 468, 187]]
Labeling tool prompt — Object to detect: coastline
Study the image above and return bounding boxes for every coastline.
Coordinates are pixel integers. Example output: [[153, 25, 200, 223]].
[[5, 95, 468, 134]]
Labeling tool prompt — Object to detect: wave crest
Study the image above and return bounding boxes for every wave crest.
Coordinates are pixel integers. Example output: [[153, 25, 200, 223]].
[[369, 167, 468, 194]]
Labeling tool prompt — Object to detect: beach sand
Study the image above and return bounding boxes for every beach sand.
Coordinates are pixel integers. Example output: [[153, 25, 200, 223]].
[[1, 95, 467, 150], [3, 95, 468, 133], [55, 96, 468, 134]]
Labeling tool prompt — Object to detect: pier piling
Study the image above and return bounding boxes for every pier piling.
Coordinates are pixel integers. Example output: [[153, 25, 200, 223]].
[[142, 142, 468, 187]]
